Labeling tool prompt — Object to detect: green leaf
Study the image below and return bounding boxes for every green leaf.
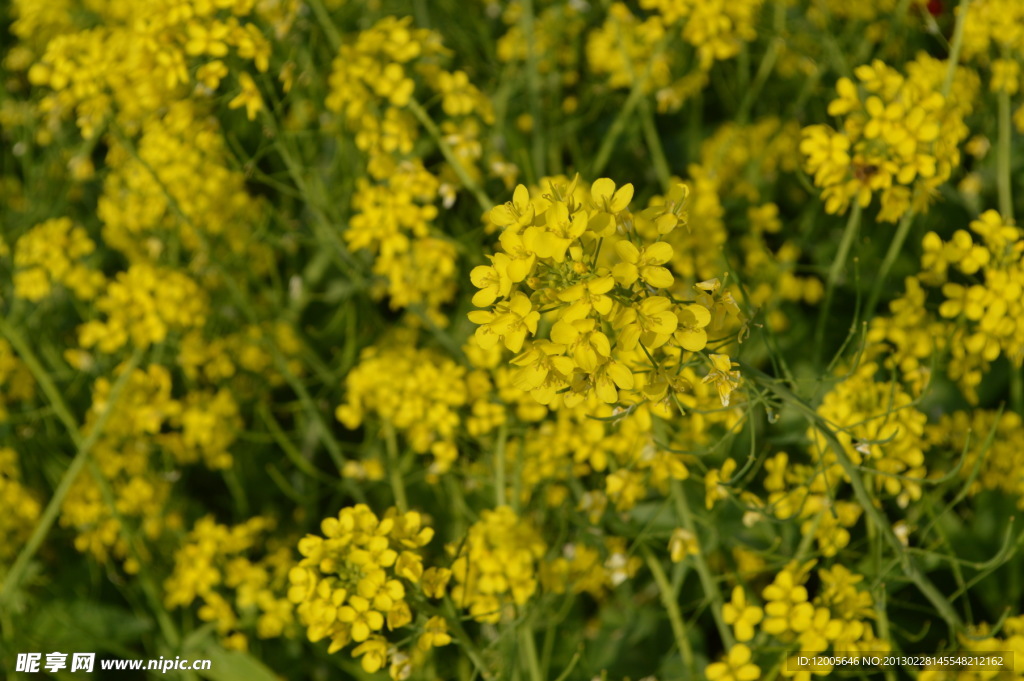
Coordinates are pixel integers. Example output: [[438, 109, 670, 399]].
[[197, 646, 282, 681], [21, 600, 152, 657]]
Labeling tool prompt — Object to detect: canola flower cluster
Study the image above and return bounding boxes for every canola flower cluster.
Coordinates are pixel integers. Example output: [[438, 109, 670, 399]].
[[4, 1, 1024, 680], [12, 217, 105, 302], [0, 447, 42, 562], [288, 505, 448, 674], [470, 175, 743, 411], [586, 0, 761, 112], [96, 100, 271, 270], [325, 16, 501, 324], [336, 341, 466, 477], [59, 363, 243, 570], [0, 338, 35, 421], [706, 561, 889, 681], [447, 506, 546, 623], [23, 0, 275, 138], [165, 516, 295, 650], [801, 54, 978, 221], [867, 209, 1024, 404]]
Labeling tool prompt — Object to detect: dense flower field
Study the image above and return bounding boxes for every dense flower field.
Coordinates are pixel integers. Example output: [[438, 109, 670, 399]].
[[2, 0, 1024, 679]]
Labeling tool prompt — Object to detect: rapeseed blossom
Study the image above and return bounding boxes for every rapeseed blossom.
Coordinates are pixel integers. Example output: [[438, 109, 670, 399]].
[[4, 2, 1024, 681]]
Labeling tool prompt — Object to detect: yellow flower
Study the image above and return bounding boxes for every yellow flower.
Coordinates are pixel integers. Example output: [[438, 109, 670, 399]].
[[991, 59, 1020, 94], [357, 569, 406, 613], [196, 60, 229, 90], [591, 177, 634, 212], [564, 358, 635, 406], [723, 586, 764, 642], [490, 184, 537, 230], [470, 254, 514, 307], [229, 73, 263, 121], [762, 568, 814, 635], [438, 70, 477, 116], [705, 458, 737, 510], [421, 567, 451, 599], [668, 528, 698, 563], [352, 636, 389, 673], [612, 240, 675, 289], [675, 303, 712, 352], [417, 616, 452, 651], [705, 644, 760, 681], [550, 311, 612, 374], [702, 354, 741, 407], [338, 595, 385, 642], [510, 340, 573, 402], [556, 276, 616, 317], [523, 201, 588, 262], [469, 292, 541, 352], [589, 177, 634, 234], [449, 507, 546, 622], [616, 296, 678, 350], [605, 469, 645, 510]]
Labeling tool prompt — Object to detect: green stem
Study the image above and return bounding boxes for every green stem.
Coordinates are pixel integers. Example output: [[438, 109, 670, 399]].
[[519, 623, 543, 681], [639, 98, 672, 190], [814, 202, 862, 367], [736, 38, 782, 125], [86, 457, 181, 648], [437, 598, 494, 681], [1011, 369, 1024, 418], [614, 21, 670, 190], [942, 0, 972, 98], [669, 480, 736, 649], [495, 420, 508, 508], [739, 362, 964, 635], [256, 110, 366, 284], [0, 340, 143, 607], [407, 98, 494, 211], [998, 87, 1014, 222], [414, 0, 431, 27], [998, 77, 1022, 414], [592, 39, 669, 178], [260, 308, 349, 469], [306, 0, 342, 50], [260, 403, 337, 483], [383, 422, 408, 512], [737, 43, 750, 98], [864, 208, 915, 321], [0, 319, 84, 440], [642, 545, 696, 675], [520, 0, 545, 179]]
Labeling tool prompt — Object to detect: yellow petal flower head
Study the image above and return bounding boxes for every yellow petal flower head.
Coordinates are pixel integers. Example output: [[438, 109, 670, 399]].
[[616, 296, 679, 351], [705, 458, 737, 510], [612, 240, 675, 289], [705, 644, 760, 681], [523, 201, 588, 262], [229, 72, 263, 121], [556, 275, 616, 318], [638, 182, 689, 235], [421, 567, 451, 599], [417, 616, 452, 651], [351, 636, 389, 673], [703, 354, 741, 407], [468, 291, 540, 352], [490, 184, 537, 231], [589, 177, 634, 235], [592, 359, 635, 404], [510, 340, 574, 403], [470, 253, 514, 307], [668, 527, 699, 563], [723, 585, 764, 642], [675, 303, 712, 352]]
